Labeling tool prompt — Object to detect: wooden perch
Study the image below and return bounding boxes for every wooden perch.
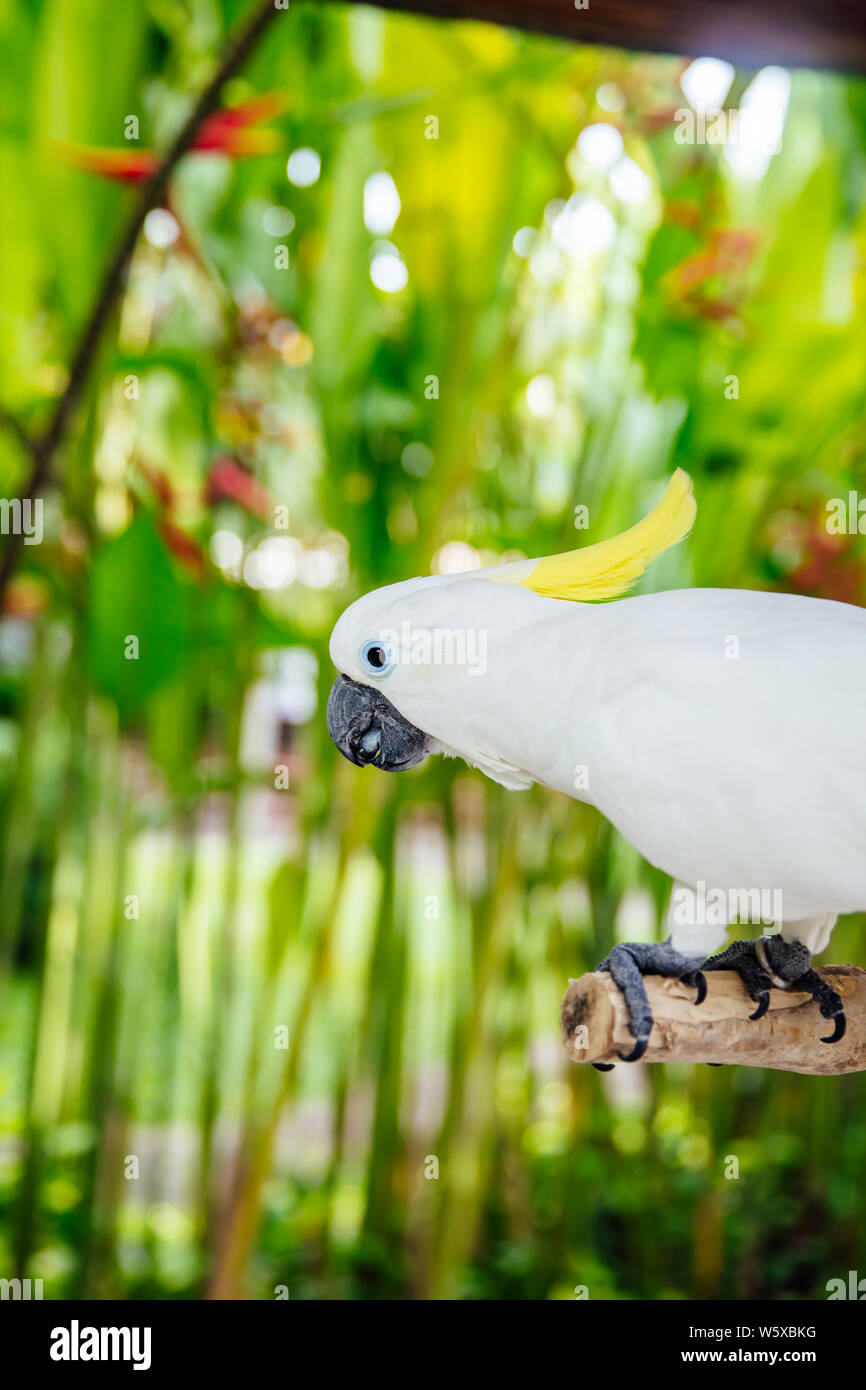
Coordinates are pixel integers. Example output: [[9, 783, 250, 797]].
[[561, 966, 866, 1074]]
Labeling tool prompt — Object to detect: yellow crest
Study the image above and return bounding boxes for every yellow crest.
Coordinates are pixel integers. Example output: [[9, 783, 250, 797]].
[[489, 469, 696, 602]]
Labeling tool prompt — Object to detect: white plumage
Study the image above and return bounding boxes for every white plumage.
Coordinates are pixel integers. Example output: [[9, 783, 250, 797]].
[[330, 570, 866, 960], [329, 471, 866, 973]]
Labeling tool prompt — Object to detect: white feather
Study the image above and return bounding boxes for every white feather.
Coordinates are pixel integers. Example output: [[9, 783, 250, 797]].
[[330, 580, 866, 952]]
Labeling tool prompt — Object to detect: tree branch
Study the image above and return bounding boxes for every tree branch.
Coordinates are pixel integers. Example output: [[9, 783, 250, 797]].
[[322, 0, 866, 75], [562, 966, 866, 1074], [0, 0, 283, 601], [0, 406, 38, 463]]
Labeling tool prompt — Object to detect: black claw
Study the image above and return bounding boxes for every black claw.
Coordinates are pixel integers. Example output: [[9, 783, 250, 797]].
[[706, 1062, 723, 1067], [596, 940, 709, 1065], [820, 1014, 846, 1044], [592, 1061, 615, 1071], [618, 1036, 649, 1063], [749, 992, 770, 1020]]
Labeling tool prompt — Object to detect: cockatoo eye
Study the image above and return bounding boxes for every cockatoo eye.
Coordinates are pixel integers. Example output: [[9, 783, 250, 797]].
[[360, 640, 393, 676]]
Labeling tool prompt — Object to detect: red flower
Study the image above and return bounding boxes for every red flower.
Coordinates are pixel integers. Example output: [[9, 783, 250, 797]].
[[51, 92, 287, 183], [158, 518, 206, 578], [137, 459, 175, 509], [206, 456, 274, 520]]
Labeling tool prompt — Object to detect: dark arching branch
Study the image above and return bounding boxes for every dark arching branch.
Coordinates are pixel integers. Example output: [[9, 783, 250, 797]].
[[0, 0, 283, 602]]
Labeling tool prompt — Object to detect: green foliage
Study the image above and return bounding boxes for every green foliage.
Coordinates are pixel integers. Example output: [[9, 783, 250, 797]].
[[0, 0, 865, 1301], [87, 514, 191, 713]]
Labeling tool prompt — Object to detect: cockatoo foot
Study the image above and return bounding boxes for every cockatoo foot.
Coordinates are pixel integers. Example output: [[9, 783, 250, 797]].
[[594, 938, 708, 1063], [704, 938, 777, 1018], [704, 938, 846, 1043]]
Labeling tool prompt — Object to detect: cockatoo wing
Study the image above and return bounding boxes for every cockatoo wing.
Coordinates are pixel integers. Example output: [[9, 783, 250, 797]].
[[571, 588, 866, 922]]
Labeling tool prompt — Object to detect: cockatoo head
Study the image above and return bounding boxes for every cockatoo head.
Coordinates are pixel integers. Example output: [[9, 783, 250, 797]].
[[327, 574, 457, 771], [327, 470, 696, 775], [327, 568, 548, 772]]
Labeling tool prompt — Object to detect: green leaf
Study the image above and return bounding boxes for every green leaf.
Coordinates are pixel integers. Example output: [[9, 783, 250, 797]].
[[86, 514, 190, 715]]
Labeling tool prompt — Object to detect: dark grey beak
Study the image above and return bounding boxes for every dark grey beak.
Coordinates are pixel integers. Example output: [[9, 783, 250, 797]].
[[327, 675, 430, 771]]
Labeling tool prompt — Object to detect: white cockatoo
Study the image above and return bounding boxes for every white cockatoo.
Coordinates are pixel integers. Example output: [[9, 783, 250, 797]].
[[327, 471, 865, 1058]]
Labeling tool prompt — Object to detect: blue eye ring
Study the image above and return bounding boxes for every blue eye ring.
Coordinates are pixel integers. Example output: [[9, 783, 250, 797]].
[[360, 639, 394, 677]]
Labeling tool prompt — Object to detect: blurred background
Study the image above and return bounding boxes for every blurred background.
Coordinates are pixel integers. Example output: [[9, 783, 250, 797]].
[[1, 0, 866, 1301]]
